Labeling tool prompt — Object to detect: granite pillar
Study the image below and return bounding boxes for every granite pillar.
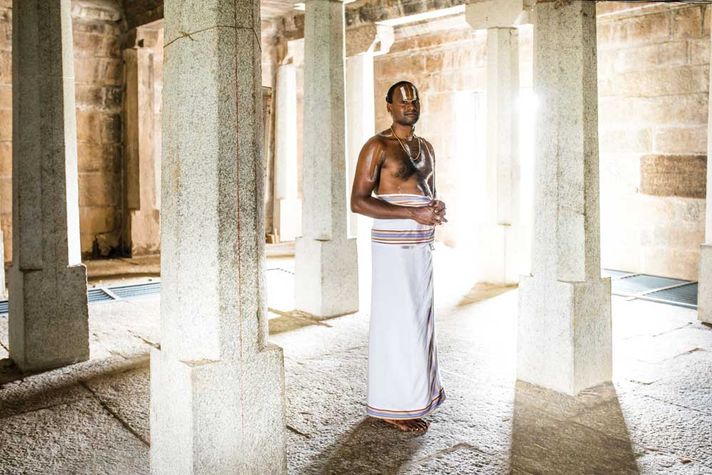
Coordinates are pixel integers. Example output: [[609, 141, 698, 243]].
[[467, 0, 530, 285], [296, 0, 359, 317], [273, 62, 301, 242], [122, 27, 162, 256], [698, 25, 712, 325], [9, 0, 89, 372], [517, 0, 612, 395], [151, 1, 286, 473]]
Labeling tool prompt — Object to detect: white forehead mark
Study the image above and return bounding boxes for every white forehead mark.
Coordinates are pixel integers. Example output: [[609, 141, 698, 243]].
[[398, 85, 418, 102]]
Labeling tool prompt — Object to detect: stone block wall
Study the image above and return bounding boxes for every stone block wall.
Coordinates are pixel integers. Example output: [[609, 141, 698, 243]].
[[0, 0, 124, 262], [597, 2, 710, 279]]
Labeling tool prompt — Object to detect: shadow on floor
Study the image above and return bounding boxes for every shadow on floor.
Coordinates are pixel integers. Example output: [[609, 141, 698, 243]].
[[509, 381, 639, 474], [306, 417, 424, 474], [456, 283, 517, 307], [268, 309, 332, 335]]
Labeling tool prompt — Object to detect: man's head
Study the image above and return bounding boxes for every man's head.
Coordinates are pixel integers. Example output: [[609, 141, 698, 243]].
[[386, 81, 420, 126]]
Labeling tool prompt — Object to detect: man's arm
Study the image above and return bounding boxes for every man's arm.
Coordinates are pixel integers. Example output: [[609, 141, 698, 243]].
[[424, 140, 447, 221], [350, 138, 439, 225]]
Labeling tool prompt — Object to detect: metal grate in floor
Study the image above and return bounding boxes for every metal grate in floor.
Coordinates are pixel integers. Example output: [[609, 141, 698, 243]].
[[0, 280, 162, 315], [88, 288, 114, 303], [108, 281, 161, 299], [638, 282, 698, 309], [602, 269, 636, 279], [612, 274, 688, 297]]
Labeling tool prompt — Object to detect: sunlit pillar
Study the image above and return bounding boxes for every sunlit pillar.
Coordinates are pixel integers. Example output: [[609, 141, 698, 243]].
[[296, 0, 359, 317], [467, 0, 531, 285], [273, 62, 301, 242], [345, 25, 393, 307], [9, 0, 89, 372], [517, 0, 611, 395]]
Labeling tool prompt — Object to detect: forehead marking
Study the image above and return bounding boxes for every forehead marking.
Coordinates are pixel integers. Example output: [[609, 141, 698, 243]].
[[397, 85, 418, 102]]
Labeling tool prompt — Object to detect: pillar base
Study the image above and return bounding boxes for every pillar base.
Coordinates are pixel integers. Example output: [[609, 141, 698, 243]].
[[478, 223, 519, 285], [274, 198, 301, 242], [150, 345, 286, 474], [295, 237, 358, 317], [698, 244, 712, 324], [517, 274, 611, 395], [9, 264, 89, 372]]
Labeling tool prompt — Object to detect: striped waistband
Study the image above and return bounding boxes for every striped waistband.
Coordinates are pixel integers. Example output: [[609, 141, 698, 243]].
[[372, 194, 434, 245]]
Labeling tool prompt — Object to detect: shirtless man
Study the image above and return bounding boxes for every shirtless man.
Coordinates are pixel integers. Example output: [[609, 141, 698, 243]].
[[351, 81, 447, 432]]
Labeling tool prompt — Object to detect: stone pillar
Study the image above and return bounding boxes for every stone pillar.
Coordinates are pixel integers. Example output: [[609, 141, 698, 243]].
[[151, 1, 286, 473], [698, 25, 712, 325], [9, 0, 89, 372], [345, 25, 393, 238], [295, 0, 359, 317], [122, 27, 162, 256], [345, 25, 393, 307], [517, 0, 611, 395], [273, 62, 301, 242], [467, 0, 531, 285]]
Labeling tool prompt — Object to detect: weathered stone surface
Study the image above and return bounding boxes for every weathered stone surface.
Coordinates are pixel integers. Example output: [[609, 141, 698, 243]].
[[0, 396, 149, 474], [153, 0, 286, 472], [518, 0, 611, 395], [640, 154, 706, 198], [84, 366, 150, 443], [10, 0, 89, 372]]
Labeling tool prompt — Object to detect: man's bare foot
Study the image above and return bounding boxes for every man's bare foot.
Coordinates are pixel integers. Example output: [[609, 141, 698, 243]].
[[383, 418, 429, 433]]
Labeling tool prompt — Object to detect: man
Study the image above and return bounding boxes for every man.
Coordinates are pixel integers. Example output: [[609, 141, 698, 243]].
[[351, 81, 446, 433]]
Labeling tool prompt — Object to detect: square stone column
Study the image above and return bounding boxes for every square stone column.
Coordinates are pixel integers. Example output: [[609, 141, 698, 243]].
[[150, 1, 286, 473], [517, 0, 612, 395], [273, 62, 301, 242], [122, 27, 162, 256], [296, 0, 359, 318], [345, 25, 393, 307], [698, 26, 712, 325], [467, 1, 531, 285], [9, 0, 89, 372]]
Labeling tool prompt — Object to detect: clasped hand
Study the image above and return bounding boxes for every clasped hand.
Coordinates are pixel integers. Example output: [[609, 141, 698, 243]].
[[410, 200, 447, 226]]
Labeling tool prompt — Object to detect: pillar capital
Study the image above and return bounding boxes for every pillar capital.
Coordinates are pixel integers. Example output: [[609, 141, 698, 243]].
[[466, 0, 533, 30], [346, 24, 394, 57]]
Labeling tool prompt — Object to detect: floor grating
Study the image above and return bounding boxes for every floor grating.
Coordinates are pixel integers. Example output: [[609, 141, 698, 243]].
[[0, 270, 700, 315]]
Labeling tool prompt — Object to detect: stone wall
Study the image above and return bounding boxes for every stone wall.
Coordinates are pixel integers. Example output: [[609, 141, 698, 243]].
[[0, 0, 124, 261], [597, 2, 710, 279]]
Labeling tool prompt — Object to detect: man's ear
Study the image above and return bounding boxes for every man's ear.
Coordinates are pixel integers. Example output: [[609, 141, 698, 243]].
[[386, 103, 392, 114]]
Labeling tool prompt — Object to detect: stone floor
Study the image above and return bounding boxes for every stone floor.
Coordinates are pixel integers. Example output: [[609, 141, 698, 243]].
[[0, 247, 711, 474]]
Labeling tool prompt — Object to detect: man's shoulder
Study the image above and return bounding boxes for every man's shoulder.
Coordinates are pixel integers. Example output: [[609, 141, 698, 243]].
[[419, 136, 435, 152], [364, 132, 391, 149]]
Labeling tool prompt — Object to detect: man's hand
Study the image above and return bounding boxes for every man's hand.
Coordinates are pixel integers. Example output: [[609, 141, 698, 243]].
[[429, 200, 447, 224], [409, 201, 447, 226]]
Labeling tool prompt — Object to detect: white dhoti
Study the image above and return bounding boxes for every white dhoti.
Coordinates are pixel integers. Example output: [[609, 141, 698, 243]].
[[367, 194, 445, 420]]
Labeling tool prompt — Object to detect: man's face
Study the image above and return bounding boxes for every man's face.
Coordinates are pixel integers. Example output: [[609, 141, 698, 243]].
[[388, 84, 420, 126]]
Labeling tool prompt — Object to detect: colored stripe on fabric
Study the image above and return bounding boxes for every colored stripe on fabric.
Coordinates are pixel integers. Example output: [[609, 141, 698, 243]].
[[366, 388, 446, 419], [372, 194, 435, 245]]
